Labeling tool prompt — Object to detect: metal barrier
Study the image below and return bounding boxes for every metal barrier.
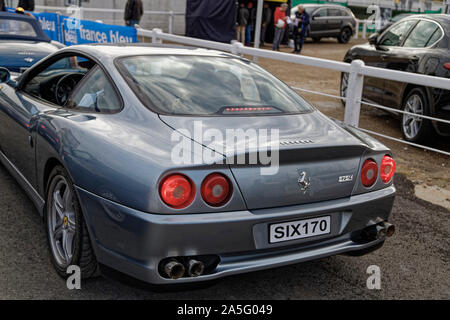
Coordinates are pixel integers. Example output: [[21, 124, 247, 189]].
[[137, 28, 450, 156], [354, 19, 371, 39], [35, 5, 184, 34]]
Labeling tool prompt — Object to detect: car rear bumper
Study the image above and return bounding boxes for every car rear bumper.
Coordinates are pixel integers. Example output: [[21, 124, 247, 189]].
[[76, 185, 396, 285]]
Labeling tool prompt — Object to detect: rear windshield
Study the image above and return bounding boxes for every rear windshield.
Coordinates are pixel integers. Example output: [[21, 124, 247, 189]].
[[117, 55, 312, 116], [0, 19, 37, 37]]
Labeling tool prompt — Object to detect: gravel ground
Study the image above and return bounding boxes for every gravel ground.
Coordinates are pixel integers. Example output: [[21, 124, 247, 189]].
[[0, 38, 449, 300], [0, 162, 448, 299]]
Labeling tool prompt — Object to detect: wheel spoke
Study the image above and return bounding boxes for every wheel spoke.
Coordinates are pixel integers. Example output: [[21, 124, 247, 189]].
[[53, 224, 64, 240], [62, 230, 74, 262], [63, 187, 73, 212]]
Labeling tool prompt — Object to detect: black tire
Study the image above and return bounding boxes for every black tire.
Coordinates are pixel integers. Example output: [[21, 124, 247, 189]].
[[44, 165, 99, 279], [340, 71, 349, 106], [338, 27, 352, 44], [312, 37, 321, 42], [401, 87, 433, 143]]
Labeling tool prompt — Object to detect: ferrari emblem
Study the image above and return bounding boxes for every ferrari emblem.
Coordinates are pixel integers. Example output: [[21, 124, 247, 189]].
[[297, 170, 311, 193]]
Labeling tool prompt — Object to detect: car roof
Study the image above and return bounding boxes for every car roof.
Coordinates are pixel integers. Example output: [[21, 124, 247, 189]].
[[0, 11, 50, 42], [64, 43, 240, 61], [402, 14, 450, 31], [299, 4, 349, 9]]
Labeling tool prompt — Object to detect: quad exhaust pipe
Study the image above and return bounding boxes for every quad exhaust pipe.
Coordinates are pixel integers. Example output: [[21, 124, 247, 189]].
[[163, 259, 205, 279], [187, 259, 205, 277], [164, 260, 185, 279], [376, 221, 395, 239]]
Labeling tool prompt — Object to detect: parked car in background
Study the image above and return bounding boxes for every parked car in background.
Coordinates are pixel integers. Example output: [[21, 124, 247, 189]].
[[0, 11, 63, 76], [290, 4, 357, 43], [341, 14, 450, 143], [0, 44, 396, 286]]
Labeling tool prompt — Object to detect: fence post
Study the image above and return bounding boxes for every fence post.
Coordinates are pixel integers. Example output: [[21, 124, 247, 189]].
[[152, 28, 163, 43], [362, 20, 367, 39], [231, 41, 244, 56], [168, 11, 174, 34], [344, 59, 365, 127], [354, 19, 359, 39]]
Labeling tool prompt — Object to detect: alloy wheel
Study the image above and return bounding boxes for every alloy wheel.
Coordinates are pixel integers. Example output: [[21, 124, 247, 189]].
[[402, 94, 424, 140], [47, 176, 76, 268]]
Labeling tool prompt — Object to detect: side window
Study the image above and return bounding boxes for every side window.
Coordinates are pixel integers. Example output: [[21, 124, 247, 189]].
[[379, 20, 417, 46], [425, 28, 443, 47], [403, 20, 441, 48], [314, 8, 327, 18], [341, 9, 350, 16], [23, 55, 95, 105], [66, 66, 121, 113], [328, 8, 342, 16]]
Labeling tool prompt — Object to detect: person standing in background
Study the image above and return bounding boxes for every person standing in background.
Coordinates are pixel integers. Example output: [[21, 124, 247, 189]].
[[400, 0, 406, 11], [124, 0, 143, 27], [18, 0, 34, 11], [407, 0, 413, 11], [0, 0, 5, 12], [260, 2, 271, 46], [272, 3, 288, 51], [236, 2, 249, 44], [292, 5, 309, 54], [245, 2, 256, 45]]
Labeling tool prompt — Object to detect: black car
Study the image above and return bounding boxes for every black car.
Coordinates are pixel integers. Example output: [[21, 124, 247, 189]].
[[290, 4, 357, 43], [0, 12, 63, 75], [341, 14, 450, 143]]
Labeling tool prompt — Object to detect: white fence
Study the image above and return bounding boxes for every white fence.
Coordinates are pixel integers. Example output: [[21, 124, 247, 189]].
[[138, 28, 450, 156]]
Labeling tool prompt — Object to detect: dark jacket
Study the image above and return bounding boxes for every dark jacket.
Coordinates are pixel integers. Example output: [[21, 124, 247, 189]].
[[296, 11, 310, 34], [0, 0, 5, 12], [237, 7, 249, 26], [124, 0, 143, 21], [296, 11, 310, 27], [18, 0, 34, 11], [262, 7, 272, 27]]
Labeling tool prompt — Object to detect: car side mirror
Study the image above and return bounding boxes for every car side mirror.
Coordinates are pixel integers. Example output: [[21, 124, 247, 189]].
[[311, 15, 316, 21], [0, 67, 11, 84], [368, 33, 379, 46]]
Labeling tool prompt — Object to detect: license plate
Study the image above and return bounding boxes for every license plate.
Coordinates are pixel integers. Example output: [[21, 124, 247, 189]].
[[269, 216, 331, 244]]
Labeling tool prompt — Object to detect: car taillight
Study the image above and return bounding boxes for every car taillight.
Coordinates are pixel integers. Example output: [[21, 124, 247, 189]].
[[443, 62, 450, 70], [201, 173, 232, 207], [159, 174, 195, 209], [361, 159, 378, 187], [380, 155, 396, 183]]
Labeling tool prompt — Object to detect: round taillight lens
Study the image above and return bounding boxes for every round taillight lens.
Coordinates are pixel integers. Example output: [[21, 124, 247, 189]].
[[380, 155, 396, 183], [361, 159, 378, 187], [159, 174, 195, 209], [201, 173, 232, 207]]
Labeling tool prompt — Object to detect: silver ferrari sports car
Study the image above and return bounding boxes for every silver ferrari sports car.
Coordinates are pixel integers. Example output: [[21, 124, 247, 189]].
[[0, 44, 396, 285]]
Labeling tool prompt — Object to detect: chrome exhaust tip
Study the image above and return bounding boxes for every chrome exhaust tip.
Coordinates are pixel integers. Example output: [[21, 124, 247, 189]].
[[187, 259, 205, 277], [375, 222, 395, 239], [164, 260, 185, 279], [382, 222, 395, 237]]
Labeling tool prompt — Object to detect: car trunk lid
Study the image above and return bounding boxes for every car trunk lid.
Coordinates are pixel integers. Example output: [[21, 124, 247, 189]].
[[160, 111, 367, 209]]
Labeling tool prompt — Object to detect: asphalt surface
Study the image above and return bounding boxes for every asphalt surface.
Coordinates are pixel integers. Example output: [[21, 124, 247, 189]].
[[0, 163, 448, 300]]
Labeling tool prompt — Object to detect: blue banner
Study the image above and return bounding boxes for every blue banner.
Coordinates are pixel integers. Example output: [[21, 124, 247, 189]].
[[7, 7, 137, 46], [61, 16, 137, 46], [32, 12, 61, 42]]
